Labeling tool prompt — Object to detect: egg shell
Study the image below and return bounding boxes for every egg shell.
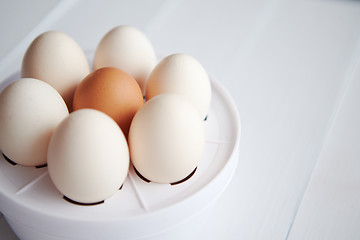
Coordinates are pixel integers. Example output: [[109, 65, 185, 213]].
[[146, 53, 211, 120], [73, 67, 143, 137], [129, 93, 205, 184], [47, 109, 129, 204], [93, 25, 157, 93], [21, 31, 90, 111], [0, 78, 69, 167]]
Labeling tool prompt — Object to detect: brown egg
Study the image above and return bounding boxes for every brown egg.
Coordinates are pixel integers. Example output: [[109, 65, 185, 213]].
[[73, 67, 143, 137]]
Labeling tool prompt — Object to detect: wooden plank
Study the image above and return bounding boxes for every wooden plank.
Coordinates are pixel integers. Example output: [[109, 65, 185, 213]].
[[288, 25, 360, 240], [197, 0, 360, 239]]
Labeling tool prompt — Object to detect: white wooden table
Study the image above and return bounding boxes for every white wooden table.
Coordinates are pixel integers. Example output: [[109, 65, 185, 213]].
[[1, 0, 360, 239]]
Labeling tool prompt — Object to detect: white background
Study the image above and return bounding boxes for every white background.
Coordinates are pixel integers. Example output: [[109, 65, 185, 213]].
[[1, 0, 360, 239]]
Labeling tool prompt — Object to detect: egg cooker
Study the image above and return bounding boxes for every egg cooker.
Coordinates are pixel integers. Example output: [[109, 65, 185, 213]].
[[0, 69, 240, 239]]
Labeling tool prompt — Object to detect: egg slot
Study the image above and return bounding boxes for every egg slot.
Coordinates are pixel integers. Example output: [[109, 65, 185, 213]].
[[2, 152, 48, 169], [2, 153, 17, 166], [133, 166, 151, 183], [35, 164, 47, 169], [170, 167, 197, 186], [63, 182, 125, 206], [63, 195, 105, 206], [133, 166, 198, 185]]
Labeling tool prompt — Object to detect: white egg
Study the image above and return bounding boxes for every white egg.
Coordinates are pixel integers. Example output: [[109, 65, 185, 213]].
[[0, 78, 69, 167], [93, 25, 156, 93], [21, 31, 90, 111], [129, 94, 205, 184], [47, 109, 129, 204], [145, 53, 211, 120]]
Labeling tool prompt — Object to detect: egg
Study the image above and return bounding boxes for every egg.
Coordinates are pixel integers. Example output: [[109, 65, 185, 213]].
[[21, 31, 90, 111], [145, 53, 211, 120], [129, 94, 205, 184], [93, 25, 157, 93], [0, 78, 69, 167], [73, 67, 143, 137], [47, 109, 129, 204]]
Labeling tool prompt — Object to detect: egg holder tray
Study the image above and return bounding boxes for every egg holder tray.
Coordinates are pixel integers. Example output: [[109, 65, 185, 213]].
[[0, 68, 240, 240]]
